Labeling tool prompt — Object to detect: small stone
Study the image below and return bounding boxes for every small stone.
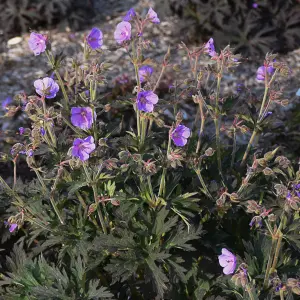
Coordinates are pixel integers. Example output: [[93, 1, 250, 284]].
[[7, 37, 22, 46]]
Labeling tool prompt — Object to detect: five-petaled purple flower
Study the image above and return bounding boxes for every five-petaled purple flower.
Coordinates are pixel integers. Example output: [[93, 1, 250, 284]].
[[218, 248, 237, 275], [71, 107, 94, 130], [34, 77, 59, 99], [171, 125, 191, 147], [72, 136, 96, 161], [139, 65, 153, 83], [136, 91, 158, 112], [123, 8, 136, 22], [204, 38, 217, 57], [28, 32, 47, 56], [86, 28, 103, 50], [256, 66, 275, 81], [114, 21, 131, 44], [147, 8, 160, 24]]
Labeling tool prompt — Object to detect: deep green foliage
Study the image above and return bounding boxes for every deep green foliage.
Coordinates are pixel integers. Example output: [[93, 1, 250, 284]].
[[169, 0, 300, 56], [0, 9, 300, 300]]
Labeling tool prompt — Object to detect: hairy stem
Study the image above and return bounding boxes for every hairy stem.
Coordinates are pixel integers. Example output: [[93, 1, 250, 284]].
[[92, 185, 107, 234], [158, 132, 171, 198], [263, 237, 277, 288], [246, 284, 255, 300], [231, 128, 237, 169], [196, 101, 205, 154]]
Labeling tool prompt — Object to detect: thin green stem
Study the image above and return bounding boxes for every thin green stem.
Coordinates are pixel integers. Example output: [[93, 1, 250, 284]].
[[246, 284, 255, 300], [241, 69, 278, 166], [194, 167, 214, 200], [49, 194, 64, 224], [214, 59, 224, 177], [279, 289, 284, 300], [45, 50, 69, 109], [241, 130, 257, 166], [231, 128, 237, 169], [147, 176, 155, 202], [196, 99, 205, 154], [13, 159, 17, 190], [158, 132, 172, 198], [153, 65, 166, 93], [92, 185, 107, 234], [271, 230, 283, 272], [263, 237, 277, 288]]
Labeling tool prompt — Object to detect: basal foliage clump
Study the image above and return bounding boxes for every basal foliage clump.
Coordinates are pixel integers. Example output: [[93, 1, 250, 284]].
[[1, 7, 300, 300]]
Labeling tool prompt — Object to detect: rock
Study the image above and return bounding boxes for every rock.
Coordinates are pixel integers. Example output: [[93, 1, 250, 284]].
[[7, 37, 23, 47]]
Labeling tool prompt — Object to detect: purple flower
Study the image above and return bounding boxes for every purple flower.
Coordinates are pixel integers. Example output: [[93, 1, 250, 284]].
[[218, 248, 237, 275], [114, 21, 131, 44], [86, 28, 103, 50], [136, 91, 159, 112], [147, 8, 160, 24], [123, 8, 136, 22], [1, 97, 12, 110], [204, 38, 217, 57], [34, 77, 59, 99], [256, 66, 275, 81], [72, 136, 96, 161], [71, 107, 94, 130], [4, 221, 18, 233], [171, 125, 191, 147], [28, 32, 47, 56], [19, 127, 25, 135], [252, 3, 258, 8], [40, 127, 46, 136], [27, 149, 34, 157], [139, 66, 154, 83]]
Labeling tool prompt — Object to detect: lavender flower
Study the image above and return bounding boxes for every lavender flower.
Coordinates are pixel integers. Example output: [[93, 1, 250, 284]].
[[1, 97, 12, 110], [71, 107, 94, 130], [40, 127, 46, 136], [28, 32, 47, 56], [72, 136, 96, 161], [256, 66, 275, 81], [147, 8, 160, 24], [218, 248, 237, 275], [171, 125, 191, 147], [114, 21, 131, 44], [4, 221, 18, 233], [34, 77, 59, 99], [27, 149, 34, 157], [204, 38, 217, 57], [252, 3, 258, 8], [139, 65, 153, 83], [123, 8, 136, 22], [86, 28, 103, 50], [19, 127, 25, 135], [136, 91, 158, 112]]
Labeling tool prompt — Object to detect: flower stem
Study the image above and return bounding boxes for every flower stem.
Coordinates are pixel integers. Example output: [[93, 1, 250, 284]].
[[45, 50, 69, 109], [13, 158, 17, 191], [92, 185, 107, 234], [279, 289, 285, 300], [271, 230, 283, 271], [214, 59, 224, 177], [246, 284, 255, 300], [263, 237, 277, 288], [153, 65, 166, 93], [231, 128, 237, 169], [196, 101, 205, 154], [241, 69, 278, 166], [241, 130, 257, 166], [158, 132, 171, 198]]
